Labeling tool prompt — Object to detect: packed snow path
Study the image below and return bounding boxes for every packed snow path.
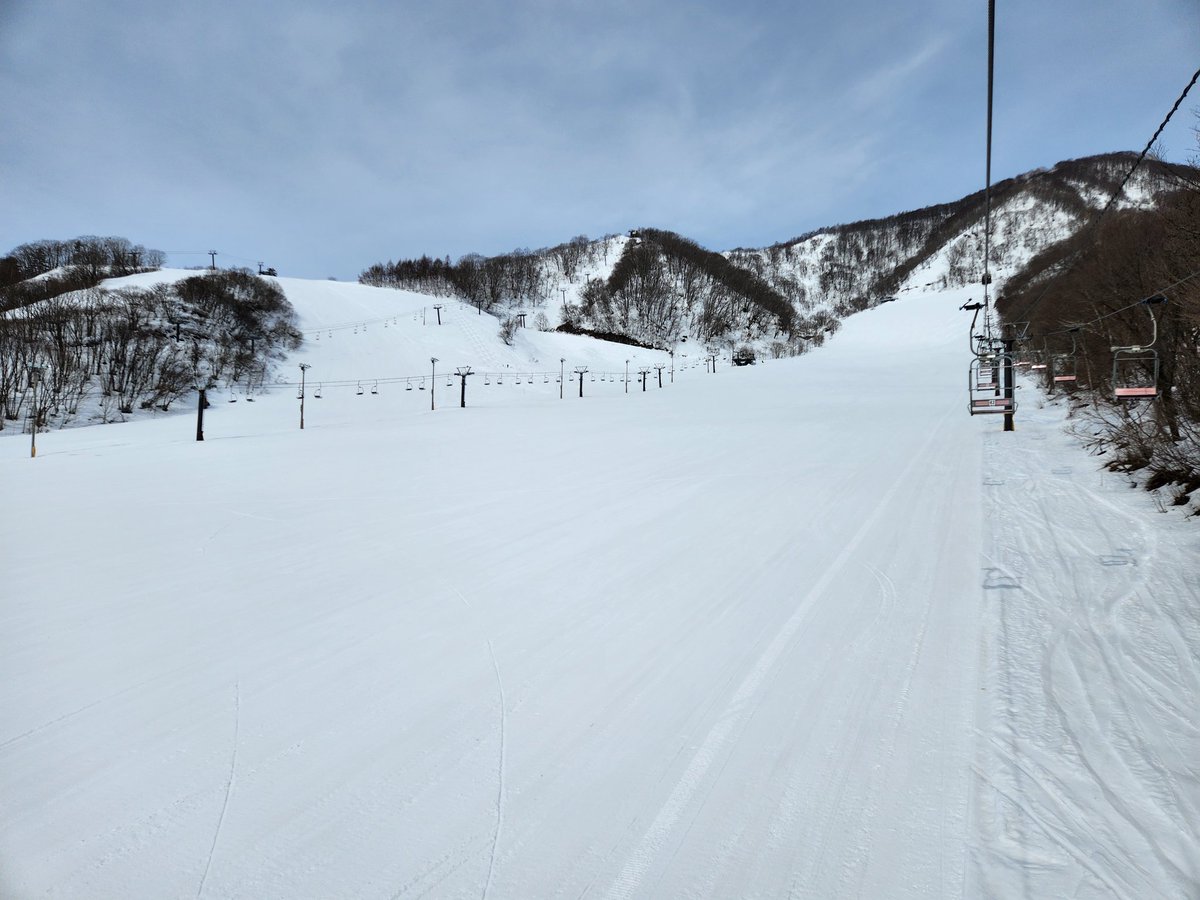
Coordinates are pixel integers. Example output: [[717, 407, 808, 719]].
[[2, 283, 1196, 898]]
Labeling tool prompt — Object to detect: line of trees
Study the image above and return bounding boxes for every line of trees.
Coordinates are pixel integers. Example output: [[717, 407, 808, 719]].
[[1, 269, 301, 431], [998, 174, 1200, 505], [573, 229, 794, 347], [359, 235, 602, 313], [1, 236, 166, 313]]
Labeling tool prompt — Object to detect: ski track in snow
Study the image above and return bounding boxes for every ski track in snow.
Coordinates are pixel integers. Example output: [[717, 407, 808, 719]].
[[974, 406, 1200, 900], [196, 680, 240, 899], [3, 276, 1198, 900], [483, 639, 507, 900], [605, 407, 953, 900]]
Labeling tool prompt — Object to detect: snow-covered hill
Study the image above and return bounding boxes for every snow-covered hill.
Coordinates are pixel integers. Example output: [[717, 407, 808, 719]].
[[3, 276, 1196, 899]]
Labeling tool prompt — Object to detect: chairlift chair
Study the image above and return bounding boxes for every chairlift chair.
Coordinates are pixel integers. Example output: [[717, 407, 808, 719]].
[[1051, 353, 1077, 384], [406, 378, 413, 391], [315, 383, 323, 399], [975, 356, 1000, 390], [1112, 350, 1159, 399], [371, 381, 378, 395], [969, 355, 1015, 416], [356, 382, 364, 396], [1111, 295, 1166, 401]]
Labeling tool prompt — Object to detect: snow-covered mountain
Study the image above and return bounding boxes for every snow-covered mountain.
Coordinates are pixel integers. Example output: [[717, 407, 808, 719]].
[[361, 152, 1190, 358]]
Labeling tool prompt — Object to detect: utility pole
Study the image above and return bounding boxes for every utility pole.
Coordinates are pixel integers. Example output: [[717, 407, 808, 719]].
[[208, 250, 217, 270], [433, 304, 443, 325], [574, 366, 588, 398], [639, 367, 650, 391], [430, 358, 438, 410], [298, 363, 310, 429], [669, 349, 675, 383], [655, 364, 665, 388], [456, 366, 473, 407], [560, 358, 565, 399], [28, 367, 43, 457], [625, 359, 630, 393]]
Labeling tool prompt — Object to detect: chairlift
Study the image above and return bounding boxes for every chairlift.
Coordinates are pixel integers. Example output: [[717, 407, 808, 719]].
[[1048, 329, 1082, 386], [356, 381, 364, 396], [974, 356, 999, 390], [1112, 295, 1166, 401], [371, 380, 378, 395], [446, 375, 452, 387], [228, 391, 238, 403], [419, 378, 426, 390], [406, 378, 413, 391], [543, 374, 549, 384], [968, 355, 1015, 416], [485, 374, 491, 385]]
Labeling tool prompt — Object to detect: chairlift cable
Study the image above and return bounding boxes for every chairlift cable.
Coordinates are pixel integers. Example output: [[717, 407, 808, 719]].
[[982, 0, 996, 318], [1006, 65, 1200, 328]]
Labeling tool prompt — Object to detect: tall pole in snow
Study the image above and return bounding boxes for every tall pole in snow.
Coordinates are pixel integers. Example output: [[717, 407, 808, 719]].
[[298, 363, 310, 429], [625, 360, 629, 393], [28, 367, 42, 457], [430, 358, 438, 410], [560, 358, 565, 400], [574, 366, 588, 398], [1003, 339, 1015, 432], [456, 366, 472, 407]]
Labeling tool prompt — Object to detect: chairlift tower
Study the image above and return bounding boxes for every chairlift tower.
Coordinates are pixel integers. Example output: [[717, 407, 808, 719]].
[[455, 366, 473, 407]]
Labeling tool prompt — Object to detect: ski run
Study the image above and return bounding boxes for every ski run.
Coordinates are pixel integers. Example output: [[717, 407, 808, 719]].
[[2, 272, 1197, 899]]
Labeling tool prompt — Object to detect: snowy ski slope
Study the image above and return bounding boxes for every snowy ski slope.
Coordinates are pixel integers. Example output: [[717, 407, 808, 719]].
[[1, 275, 1196, 899]]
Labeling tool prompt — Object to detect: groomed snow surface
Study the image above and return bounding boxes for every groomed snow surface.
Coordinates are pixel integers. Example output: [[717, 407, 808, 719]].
[[2, 276, 1197, 899]]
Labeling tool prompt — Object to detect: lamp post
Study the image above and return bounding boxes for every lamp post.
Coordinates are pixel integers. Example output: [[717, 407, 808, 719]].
[[560, 358, 565, 399], [431, 358, 438, 410], [298, 363, 310, 429], [28, 367, 43, 458], [625, 359, 630, 394]]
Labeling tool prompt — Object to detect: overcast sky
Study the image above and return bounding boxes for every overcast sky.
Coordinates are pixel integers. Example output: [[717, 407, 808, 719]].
[[1, 0, 1197, 280]]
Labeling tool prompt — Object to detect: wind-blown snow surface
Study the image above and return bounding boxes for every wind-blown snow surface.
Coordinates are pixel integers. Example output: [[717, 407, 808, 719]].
[[2, 279, 1197, 899]]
